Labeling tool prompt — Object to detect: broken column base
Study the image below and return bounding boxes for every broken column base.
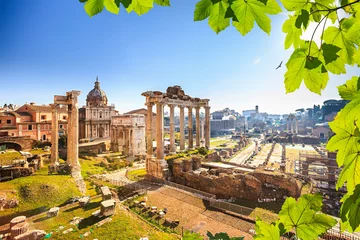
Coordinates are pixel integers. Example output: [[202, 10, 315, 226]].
[[146, 157, 168, 179]]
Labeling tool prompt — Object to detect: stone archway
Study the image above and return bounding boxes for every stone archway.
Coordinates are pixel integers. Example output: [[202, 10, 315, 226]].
[[99, 127, 105, 138], [299, 154, 337, 182], [1, 142, 22, 151]]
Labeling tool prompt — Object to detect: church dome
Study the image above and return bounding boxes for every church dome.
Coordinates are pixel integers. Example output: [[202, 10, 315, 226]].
[[87, 77, 108, 107]]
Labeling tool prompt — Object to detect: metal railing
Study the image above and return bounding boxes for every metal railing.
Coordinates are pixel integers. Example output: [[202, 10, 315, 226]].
[[208, 199, 254, 216]]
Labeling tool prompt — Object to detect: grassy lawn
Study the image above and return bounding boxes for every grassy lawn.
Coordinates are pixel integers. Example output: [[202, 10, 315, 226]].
[[210, 138, 238, 148], [30, 149, 48, 155], [80, 157, 108, 178], [0, 151, 24, 165], [29, 197, 179, 240], [0, 171, 81, 225], [249, 208, 279, 224], [127, 168, 147, 181]]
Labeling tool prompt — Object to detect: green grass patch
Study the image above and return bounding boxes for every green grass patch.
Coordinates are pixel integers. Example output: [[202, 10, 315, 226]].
[[249, 207, 278, 224], [0, 151, 24, 165], [0, 173, 81, 225], [30, 197, 178, 240], [127, 168, 147, 181], [30, 149, 48, 155], [80, 157, 108, 178]]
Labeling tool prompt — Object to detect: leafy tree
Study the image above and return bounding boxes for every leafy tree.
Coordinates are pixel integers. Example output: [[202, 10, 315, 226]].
[[78, 0, 360, 238], [207, 231, 244, 240]]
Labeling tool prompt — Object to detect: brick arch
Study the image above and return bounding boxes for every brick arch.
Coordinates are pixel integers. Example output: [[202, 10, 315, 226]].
[[0, 137, 36, 151]]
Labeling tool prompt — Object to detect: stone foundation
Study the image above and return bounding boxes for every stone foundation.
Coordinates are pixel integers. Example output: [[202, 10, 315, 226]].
[[170, 157, 301, 201]]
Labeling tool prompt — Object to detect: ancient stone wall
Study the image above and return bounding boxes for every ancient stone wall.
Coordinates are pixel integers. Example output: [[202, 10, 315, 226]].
[[171, 157, 301, 201]]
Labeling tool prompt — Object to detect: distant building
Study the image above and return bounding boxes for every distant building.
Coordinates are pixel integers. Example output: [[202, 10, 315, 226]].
[[312, 123, 331, 142], [110, 114, 146, 156], [210, 115, 236, 137], [124, 108, 156, 141], [79, 77, 117, 140], [0, 103, 68, 141]]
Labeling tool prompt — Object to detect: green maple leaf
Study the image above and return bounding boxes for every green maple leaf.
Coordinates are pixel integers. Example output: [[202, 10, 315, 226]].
[[208, 1, 230, 34], [337, 142, 360, 192], [254, 218, 280, 239], [104, 0, 120, 14], [126, 0, 153, 15], [340, 184, 360, 232], [346, 17, 360, 41], [323, 26, 356, 65], [232, 0, 271, 36], [263, 0, 282, 14], [283, 15, 302, 49], [279, 194, 336, 240], [206, 231, 244, 240], [295, 9, 309, 29], [338, 76, 360, 100], [285, 46, 329, 95], [194, 0, 213, 21], [84, 0, 105, 17], [321, 43, 346, 74], [154, 0, 170, 6], [327, 115, 360, 168], [355, 48, 360, 66], [281, 0, 308, 11]]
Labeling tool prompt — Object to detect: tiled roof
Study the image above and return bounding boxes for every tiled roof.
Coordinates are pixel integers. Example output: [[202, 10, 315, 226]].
[[17, 104, 68, 113]]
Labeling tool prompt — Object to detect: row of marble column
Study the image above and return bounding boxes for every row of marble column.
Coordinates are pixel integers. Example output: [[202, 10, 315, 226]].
[[146, 102, 210, 160], [286, 119, 298, 134]]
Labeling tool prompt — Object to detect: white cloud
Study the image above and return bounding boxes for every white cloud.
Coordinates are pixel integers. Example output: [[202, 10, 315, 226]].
[[253, 58, 261, 64]]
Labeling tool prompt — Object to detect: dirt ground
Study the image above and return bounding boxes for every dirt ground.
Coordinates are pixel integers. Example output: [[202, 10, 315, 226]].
[[145, 187, 254, 239]]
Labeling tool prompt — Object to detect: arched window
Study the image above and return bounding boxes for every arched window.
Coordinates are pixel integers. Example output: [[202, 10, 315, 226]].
[[99, 112, 103, 119]]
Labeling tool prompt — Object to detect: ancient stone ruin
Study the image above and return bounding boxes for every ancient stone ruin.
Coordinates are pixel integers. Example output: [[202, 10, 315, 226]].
[[170, 156, 301, 201], [142, 86, 211, 179]]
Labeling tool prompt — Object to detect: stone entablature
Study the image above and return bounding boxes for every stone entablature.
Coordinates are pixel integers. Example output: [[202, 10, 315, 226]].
[[141, 86, 211, 179], [110, 114, 146, 156]]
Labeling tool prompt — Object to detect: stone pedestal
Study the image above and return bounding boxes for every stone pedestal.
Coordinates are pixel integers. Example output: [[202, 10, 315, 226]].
[[100, 186, 112, 201], [11, 222, 28, 238], [47, 207, 60, 218], [100, 200, 115, 217], [79, 196, 90, 207], [10, 216, 26, 229], [14, 230, 46, 240]]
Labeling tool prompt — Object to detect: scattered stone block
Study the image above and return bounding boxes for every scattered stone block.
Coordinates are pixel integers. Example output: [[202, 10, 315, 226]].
[[62, 228, 73, 234], [10, 216, 26, 229], [100, 186, 112, 201], [11, 222, 28, 238], [14, 229, 46, 240], [92, 210, 100, 217], [100, 200, 115, 217], [95, 217, 112, 227], [47, 207, 59, 218], [69, 217, 83, 225], [78, 196, 90, 207]]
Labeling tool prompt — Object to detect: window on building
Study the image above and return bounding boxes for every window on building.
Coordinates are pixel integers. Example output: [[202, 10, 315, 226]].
[[42, 135, 46, 141], [12, 133, 14, 136], [59, 124, 63, 129], [0, 120, 2, 123], [41, 115, 46, 120], [7, 120, 11, 124], [63, 116, 66, 120], [99, 112, 102, 119], [28, 125, 33, 130], [94, 112, 96, 116]]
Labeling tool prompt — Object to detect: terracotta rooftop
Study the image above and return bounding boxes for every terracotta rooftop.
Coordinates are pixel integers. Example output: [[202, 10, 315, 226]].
[[17, 104, 68, 114]]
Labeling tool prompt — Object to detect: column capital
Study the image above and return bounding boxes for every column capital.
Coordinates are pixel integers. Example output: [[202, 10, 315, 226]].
[[187, 106, 193, 110], [146, 102, 154, 107], [204, 106, 211, 110], [195, 106, 201, 110], [179, 105, 185, 110]]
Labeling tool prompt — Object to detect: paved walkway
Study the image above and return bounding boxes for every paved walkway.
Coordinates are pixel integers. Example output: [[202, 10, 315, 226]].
[[229, 142, 255, 165]]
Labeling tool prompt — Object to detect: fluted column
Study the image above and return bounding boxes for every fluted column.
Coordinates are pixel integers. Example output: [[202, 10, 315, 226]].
[[291, 119, 294, 133], [146, 103, 154, 157], [188, 106, 193, 150], [205, 106, 210, 149], [179, 106, 185, 151], [156, 102, 164, 160], [195, 107, 200, 148], [295, 120, 298, 134], [169, 104, 176, 154], [67, 104, 73, 165], [50, 104, 59, 166]]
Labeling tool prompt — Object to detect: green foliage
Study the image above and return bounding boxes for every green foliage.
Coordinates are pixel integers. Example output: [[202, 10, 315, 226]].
[[278, 193, 336, 239], [340, 185, 360, 232], [198, 147, 209, 155], [206, 231, 244, 240], [183, 231, 203, 240], [254, 219, 280, 239]]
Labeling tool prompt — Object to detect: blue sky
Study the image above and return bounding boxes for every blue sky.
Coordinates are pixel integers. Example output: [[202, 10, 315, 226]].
[[0, 0, 357, 114]]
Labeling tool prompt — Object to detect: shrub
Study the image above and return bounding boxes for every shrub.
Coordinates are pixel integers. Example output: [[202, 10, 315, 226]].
[[198, 147, 208, 155]]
